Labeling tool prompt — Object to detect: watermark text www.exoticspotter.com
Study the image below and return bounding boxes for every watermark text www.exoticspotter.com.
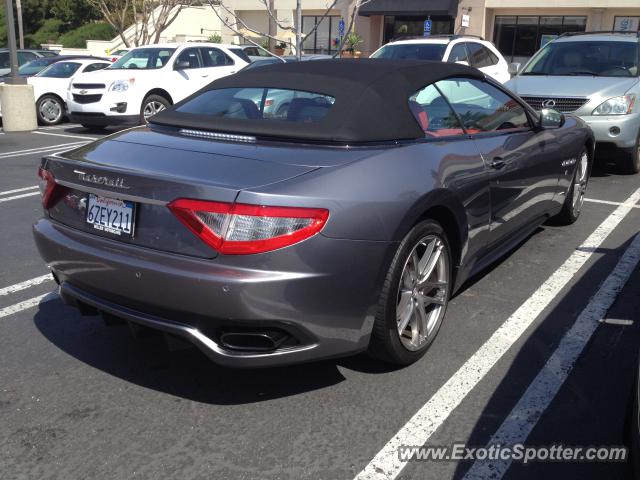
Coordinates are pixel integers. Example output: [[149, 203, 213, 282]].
[[398, 443, 628, 464]]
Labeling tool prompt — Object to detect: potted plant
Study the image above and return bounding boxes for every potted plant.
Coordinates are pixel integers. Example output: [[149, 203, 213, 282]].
[[274, 41, 287, 56], [260, 38, 270, 50], [342, 31, 362, 59]]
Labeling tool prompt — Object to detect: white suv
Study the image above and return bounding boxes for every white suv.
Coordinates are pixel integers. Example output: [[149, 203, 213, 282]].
[[370, 35, 510, 84], [67, 43, 249, 129]]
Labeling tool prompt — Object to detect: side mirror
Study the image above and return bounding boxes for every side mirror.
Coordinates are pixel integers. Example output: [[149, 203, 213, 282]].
[[539, 108, 565, 129], [174, 60, 190, 70], [508, 62, 521, 75], [455, 60, 470, 67]]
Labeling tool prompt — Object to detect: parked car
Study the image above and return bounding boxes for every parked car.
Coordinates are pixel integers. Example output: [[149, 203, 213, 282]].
[[34, 60, 593, 367], [66, 43, 249, 129], [632, 352, 640, 477], [506, 32, 640, 174], [238, 44, 284, 63], [28, 58, 111, 125], [0, 55, 109, 81], [240, 57, 285, 71], [0, 48, 58, 76], [109, 48, 130, 63], [370, 35, 511, 84]]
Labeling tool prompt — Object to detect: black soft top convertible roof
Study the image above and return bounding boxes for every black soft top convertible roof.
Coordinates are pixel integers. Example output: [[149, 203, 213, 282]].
[[150, 59, 485, 144]]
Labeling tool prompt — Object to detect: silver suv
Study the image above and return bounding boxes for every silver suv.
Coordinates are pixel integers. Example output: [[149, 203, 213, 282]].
[[506, 32, 640, 173]]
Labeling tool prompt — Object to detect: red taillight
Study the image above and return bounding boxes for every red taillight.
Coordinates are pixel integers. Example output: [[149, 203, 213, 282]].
[[37, 166, 63, 209], [265, 99, 274, 107], [168, 199, 329, 255]]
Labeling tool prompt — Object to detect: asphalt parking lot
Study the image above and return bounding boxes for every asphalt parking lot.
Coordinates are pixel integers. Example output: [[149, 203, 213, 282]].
[[0, 123, 639, 480]]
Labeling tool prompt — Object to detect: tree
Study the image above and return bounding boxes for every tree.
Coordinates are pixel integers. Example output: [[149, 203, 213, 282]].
[[207, 0, 372, 60], [86, 0, 195, 47]]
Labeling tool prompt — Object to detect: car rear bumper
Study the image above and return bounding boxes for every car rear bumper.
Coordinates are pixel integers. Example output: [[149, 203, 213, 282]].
[[581, 113, 640, 149], [33, 218, 394, 367]]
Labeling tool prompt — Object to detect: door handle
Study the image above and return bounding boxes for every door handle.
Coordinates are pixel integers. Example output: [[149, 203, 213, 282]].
[[201, 74, 209, 78], [490, 157, 506, 169]]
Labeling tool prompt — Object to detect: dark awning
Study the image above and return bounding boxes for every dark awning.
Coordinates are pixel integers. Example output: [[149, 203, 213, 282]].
[[359, 0, 459, 17]]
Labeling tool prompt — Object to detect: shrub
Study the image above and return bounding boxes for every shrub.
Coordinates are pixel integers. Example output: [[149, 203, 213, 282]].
[[207, 33, 222, 43], [24, 18, 64, 47], [58, 22, 115, 48]]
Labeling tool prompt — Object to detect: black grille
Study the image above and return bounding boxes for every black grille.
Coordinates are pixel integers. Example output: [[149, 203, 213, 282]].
[[72, 83, 105, 89], [73, 94, 102, 104], [520, 96, 589, 113]]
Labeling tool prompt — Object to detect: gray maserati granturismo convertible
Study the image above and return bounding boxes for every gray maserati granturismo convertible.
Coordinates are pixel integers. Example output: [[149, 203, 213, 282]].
[[33, 59, 594, 367]]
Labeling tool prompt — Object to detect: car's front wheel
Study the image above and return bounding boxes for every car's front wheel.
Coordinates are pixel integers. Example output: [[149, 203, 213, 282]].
[[369, 220, 452, 365], [140, 94, 170, 124], [551, 148, 589, 225], [620, 131, 640, 174], [36, 94, 64, 125]]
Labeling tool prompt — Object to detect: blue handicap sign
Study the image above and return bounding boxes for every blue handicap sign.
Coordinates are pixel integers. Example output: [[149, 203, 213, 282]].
[[339, 19, 345, 36], [424, 19, 432, 36]]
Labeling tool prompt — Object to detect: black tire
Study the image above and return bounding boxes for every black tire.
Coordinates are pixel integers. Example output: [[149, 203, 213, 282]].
[[368, 219, 452, 365], [140, 94, 170, 124], [36, 94, 64, 125], [619, 132, 640, 175], [551, 147, 590, 226]]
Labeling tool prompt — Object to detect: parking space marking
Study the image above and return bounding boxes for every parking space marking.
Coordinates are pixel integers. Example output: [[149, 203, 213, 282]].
[[0, 141, 89, 159], [33, 131, 98, 141], [0, 292, 56, 320], [585, 197, 640, 209], [355, 186, 640, 480], [0, 192, 40, 203], [463, 232, 640, 480], [0, 274, 52, 297], [0, 186, 38, 196]]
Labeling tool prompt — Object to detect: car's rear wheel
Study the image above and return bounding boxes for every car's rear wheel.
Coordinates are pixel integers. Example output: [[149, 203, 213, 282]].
[[36, 94, 64, 125], [619, 131, 640, 174], [551, 148, 589, 225], [369, 220, 452, 365], [140, 94, 170, 124]]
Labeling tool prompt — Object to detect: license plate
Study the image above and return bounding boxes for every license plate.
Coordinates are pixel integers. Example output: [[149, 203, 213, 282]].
[[86, 194, 135, 237]]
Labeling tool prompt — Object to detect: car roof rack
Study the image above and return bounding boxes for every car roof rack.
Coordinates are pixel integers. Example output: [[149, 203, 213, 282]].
[[558, 30, 640, 38], [390, 34, 485, 43]]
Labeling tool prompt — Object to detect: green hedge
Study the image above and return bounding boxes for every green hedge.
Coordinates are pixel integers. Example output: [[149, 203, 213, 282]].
[[58, 22, 115, 48], [24, 18, 64, 47]]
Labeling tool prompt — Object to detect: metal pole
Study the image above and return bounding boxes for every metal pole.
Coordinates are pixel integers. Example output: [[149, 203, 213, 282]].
[[296, 0, 302, 60], [268, 0, 275, 52], [15, 0, 23, 49], [4, 0, 24, 85]]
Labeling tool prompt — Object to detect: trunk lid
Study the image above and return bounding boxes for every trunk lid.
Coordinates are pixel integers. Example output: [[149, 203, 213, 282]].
[[43, 127, 373, 258]]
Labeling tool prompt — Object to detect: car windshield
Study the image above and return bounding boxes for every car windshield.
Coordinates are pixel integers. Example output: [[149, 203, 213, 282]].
[[17, 58, 53, 75], [522, 40, 639, 77], [110, 48, 175, 70], [371, 43, 446, 61], [37, 61, 81, 78], [175, 87, 335, 123]]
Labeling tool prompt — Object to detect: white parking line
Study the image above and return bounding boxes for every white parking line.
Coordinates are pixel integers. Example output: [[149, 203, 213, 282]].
[[0, 293, 56, 319], [0, 141, 88, 159], [0, 185, 38, 196], [463, 232, 640, 479], [354, 186, 640, 480], [0, 274, 52, 297], [0, 191, 40, 203], [33, 131, 98, 141], [585, 197, 640, 209]]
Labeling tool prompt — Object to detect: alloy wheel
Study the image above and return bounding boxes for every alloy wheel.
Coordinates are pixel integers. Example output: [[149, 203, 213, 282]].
[[572, 151, 589, 214], [143, 101, 166, 121], [39, 98, 62, 124], [396, 235, 449, 351]]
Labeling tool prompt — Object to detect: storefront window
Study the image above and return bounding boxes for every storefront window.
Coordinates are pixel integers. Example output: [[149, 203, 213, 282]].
[[383, 16, 453, 43], [614, 16, 640, 32], [301, 16, 341, 54], [493, 15, 587, 64]]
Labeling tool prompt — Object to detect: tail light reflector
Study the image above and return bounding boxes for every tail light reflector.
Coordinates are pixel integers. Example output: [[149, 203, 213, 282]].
[[168, 199, 329, 255], [37, 166, 65, 209]]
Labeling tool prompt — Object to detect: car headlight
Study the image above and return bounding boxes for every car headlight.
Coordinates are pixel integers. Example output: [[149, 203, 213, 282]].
[[109, 78, 135, 92], [592, 95, 636, 115]]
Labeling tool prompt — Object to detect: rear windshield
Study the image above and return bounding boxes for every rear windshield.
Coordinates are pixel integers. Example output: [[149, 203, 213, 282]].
[[175, 87, 335, 123], [371, 43, 446, 61], [522, 40, 639, 77], [229, 48, 252, 63], [17, 58, 53, 75], [37, 61, 81, 78], [110, 48, 175, 70]]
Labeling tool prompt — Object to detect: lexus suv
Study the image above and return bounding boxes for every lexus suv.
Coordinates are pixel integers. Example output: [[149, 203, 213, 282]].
[[370, 35, 511, 84], [66, 43, 249, 129], [507, 32, 640, 173]]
